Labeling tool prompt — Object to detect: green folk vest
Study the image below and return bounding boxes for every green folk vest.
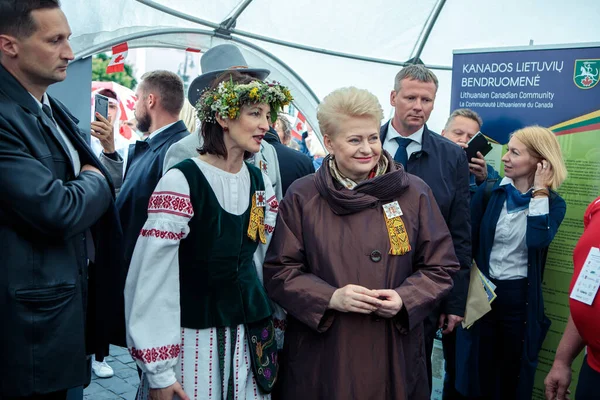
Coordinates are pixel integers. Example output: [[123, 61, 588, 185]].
[[174, 159, 272, 329]]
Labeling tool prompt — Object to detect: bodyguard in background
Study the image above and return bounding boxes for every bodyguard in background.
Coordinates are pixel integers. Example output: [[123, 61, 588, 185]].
[[441, 108, 500, 194], [380, 64, 471, 392], [0, 0, 124, 398]]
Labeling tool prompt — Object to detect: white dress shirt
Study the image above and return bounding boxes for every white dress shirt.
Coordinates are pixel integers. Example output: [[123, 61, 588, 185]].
[[123, 121, 179, 173], [32, 93, 81, 176], [488, 177, 550, 280], [383, 121, 424, 160], [147, 121, 178, 141]]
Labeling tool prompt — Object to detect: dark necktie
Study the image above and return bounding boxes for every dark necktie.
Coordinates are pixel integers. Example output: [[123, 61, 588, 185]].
[[393, 137, 412, 168], [42, 103, 55, 123], [41, 103, 70, 153]]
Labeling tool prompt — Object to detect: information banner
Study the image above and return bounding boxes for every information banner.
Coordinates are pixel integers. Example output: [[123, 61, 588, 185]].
[[451, 43, 600, 399]]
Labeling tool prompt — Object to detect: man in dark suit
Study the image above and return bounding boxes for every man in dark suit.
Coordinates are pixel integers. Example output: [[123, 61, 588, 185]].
[[98, 71, 189, 275], [380, 64, 471, 397], [0, 1, 124, 398], [265, 115, 315, 195]]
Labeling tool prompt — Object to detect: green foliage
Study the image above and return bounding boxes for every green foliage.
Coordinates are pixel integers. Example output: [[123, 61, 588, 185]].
[[92, 53, 137, 89]]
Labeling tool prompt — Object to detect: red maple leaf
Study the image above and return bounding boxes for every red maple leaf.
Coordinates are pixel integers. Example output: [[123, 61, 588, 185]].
[[296, 122, 303, 131], [114, 54, 125, 64], [582, 76, 593, 86], [126, 99, 135, 110]]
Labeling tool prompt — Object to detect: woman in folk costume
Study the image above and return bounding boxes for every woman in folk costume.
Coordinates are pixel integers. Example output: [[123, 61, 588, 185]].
[[263, 87, 459, 400], [455, 126, 568, 399], [125, 70, 292, 400]]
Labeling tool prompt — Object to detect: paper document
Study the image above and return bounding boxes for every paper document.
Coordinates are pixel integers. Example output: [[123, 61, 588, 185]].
[[478, 269, 497, 304], [462, 263, 493, 329]]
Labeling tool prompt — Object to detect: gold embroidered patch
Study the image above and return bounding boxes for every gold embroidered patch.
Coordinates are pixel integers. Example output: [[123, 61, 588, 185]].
[[248, 193, 267, 244], [383, 212, 411, 256]]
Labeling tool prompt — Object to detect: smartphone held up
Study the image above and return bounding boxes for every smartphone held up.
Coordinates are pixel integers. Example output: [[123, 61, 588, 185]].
[[94, 94, 109, 121], [465, 131, 493, 161]]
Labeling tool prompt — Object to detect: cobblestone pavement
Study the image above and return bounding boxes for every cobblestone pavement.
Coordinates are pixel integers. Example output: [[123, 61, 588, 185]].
[[83, 345, 140, 399]]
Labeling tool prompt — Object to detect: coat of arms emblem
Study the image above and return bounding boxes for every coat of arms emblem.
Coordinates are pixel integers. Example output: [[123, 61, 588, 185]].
[[573, 59, 600, 89]]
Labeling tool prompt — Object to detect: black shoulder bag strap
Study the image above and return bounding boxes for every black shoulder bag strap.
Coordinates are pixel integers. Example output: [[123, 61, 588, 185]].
[[482, 178, 499, 211]]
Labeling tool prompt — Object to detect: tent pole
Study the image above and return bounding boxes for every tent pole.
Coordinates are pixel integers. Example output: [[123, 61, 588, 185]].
[[132, 0, 452, 71], [412, 0, 447, 62], [228, 28, 451, 71], [70, 27, 321, 104], [72, 28, 215, 61], [223, 0, 254, 30], [228, 36, 321, 104]]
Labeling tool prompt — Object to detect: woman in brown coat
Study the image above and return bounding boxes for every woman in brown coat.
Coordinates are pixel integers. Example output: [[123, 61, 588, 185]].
[[263, 87, 460, 399]]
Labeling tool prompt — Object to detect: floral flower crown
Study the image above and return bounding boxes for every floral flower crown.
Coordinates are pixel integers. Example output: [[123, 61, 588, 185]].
[[196, 78, 293, 124]]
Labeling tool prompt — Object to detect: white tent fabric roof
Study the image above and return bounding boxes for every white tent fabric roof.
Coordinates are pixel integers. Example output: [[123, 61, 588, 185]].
[[63, 0, 600, 133]]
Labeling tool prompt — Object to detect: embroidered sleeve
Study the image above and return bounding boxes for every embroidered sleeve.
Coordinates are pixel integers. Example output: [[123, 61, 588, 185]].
[[124, 168, 193, 389]]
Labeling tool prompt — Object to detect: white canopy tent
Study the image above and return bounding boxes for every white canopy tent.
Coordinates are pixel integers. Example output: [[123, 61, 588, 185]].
[[63, 0, 600, 134]]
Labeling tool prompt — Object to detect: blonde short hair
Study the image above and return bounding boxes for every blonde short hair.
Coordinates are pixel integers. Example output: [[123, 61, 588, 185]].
[[511, 126, 567, 190], [317, 87, 383, 137]]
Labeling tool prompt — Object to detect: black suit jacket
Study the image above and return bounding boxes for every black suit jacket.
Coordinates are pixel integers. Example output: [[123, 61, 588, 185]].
[[116, 121, 189, 269], [381, 122, 471, 316], [0, 64, 125, 396], [264, 128, 315, 195]]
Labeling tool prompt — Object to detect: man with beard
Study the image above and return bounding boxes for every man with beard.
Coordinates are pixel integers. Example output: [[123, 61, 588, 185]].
[[100, 70, 188, 279]]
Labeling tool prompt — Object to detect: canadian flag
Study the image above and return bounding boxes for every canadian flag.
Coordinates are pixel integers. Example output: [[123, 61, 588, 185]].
[[106, 43, 128, 74], [291, 111, 306, 140]]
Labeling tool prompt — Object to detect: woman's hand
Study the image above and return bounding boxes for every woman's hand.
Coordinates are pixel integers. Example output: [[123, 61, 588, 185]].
[[150, 382, 190, 400], [372, 289, 403, 318], [91, 113, 115, 154], [533, 159, 553, 190], [544, 361, 572, 400], [328, 284, 382, 314]]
